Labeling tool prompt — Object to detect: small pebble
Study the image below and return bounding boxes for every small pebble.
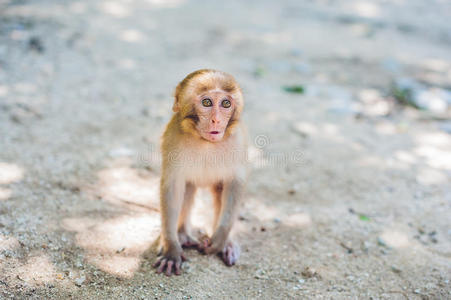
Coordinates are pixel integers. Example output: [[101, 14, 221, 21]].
[[360, 241, 370, 252], [28, 36, 44, 52], [75, 275, 86, 287], [301, 267, 317, 278], [377, 237, 387, 247]]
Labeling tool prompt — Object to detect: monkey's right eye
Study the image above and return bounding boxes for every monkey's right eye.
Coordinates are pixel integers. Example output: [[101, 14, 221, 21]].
[[202, 98, 213, 107]]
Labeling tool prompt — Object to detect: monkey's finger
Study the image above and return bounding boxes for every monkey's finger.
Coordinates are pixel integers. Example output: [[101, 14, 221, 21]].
[[153, 257, 162, 268], [181, 253, 187, 262], [222, 251, 227, 264], [223, 251, 229, 266], [165, 260, 174, 276], [156, 259, 167, 274], [222, 249, 232, 266], [223, 244, 239, 266], [198, 237, 211, 253], [174, 261, 182, 275], [227, 249, 234, 266]]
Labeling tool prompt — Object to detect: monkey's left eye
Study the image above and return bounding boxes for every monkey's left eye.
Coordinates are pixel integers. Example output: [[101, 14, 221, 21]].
[[202, 98, 213, 107], [221, 99, 231, 108]]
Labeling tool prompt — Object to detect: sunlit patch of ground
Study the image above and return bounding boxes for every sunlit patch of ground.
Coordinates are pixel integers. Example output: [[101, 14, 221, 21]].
[[0, 162, 24, 185], [0, 162, 24, 201], [14, 255, 58, 285], [86, 159, 160, 212], [379, 230, 410, 249], [0, 234, 20, 251], [0, 187, 12, 200], [63, 213, 160, 278]]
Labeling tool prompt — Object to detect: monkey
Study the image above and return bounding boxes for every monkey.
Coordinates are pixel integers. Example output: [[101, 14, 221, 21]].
[[153, 69, 247, 276]]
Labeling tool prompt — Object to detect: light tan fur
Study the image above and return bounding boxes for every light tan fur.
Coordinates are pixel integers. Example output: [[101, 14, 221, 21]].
[[154, 69, 247, 276]]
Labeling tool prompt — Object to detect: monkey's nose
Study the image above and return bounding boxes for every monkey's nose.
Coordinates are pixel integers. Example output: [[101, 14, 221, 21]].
[[211, 110, 221, 124], [211, 116, 220, 124]]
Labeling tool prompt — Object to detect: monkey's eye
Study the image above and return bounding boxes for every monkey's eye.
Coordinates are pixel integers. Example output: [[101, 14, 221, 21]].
[[221, 99, 231, 108], [202, 98, 213, 107]]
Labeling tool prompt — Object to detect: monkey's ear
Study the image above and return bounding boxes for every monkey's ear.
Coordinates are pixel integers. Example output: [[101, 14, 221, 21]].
[[172, 84, 182, 112], [172, 100, 179, 112]]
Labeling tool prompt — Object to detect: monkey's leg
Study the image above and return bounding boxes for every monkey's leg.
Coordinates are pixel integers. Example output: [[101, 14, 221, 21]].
[[211, 182, 223, 230], [200, 179, 244, 266], [177, 182, 199, 248], [154, 178, 186, 276]]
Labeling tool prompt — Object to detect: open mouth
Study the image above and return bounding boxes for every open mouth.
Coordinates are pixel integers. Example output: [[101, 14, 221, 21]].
[[210, 131, 220, 134]]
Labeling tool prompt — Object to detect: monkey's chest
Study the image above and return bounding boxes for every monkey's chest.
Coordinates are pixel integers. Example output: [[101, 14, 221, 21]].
[[180, 148, 242, 186]]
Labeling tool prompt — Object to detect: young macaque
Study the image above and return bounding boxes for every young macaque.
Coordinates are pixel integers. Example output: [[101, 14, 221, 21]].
[[153, 69, 247, 276]]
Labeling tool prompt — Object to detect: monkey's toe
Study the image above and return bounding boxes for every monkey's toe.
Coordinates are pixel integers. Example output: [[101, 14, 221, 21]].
[[221, 242, 240, 266], [153, 253, 186, 276]]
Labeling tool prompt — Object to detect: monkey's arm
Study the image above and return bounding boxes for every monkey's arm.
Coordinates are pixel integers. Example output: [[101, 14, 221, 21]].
[[201, 177, 244, 265], [154, 174, 186, 276]]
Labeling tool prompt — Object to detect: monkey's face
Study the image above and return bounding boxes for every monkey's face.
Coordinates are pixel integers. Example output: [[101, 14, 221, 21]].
[[175, 70, 243, 142], [194, 90, 235, 143]]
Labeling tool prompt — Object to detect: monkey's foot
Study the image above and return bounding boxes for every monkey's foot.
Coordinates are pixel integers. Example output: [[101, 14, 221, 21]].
[[178, 230, 200, 248], [220, 241, 241, 266], [153, 251, 186, 276], [198, 237, 240, 266]]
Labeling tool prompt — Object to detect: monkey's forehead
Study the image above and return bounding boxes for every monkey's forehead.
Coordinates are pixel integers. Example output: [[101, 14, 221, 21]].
[[186, 72, 240, 94]]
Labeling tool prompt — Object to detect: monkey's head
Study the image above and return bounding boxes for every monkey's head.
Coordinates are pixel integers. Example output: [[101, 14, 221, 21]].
[[173, 69, 243, 143]]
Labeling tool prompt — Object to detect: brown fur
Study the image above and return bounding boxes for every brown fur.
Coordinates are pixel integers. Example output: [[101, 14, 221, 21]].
[[154, 69, 247, 276]]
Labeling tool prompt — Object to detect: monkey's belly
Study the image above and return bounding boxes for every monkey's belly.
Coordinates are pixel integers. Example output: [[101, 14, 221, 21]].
[[182, 162, 238, 186]]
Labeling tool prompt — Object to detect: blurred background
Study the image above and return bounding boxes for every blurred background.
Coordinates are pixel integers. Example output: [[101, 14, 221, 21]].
[[0, 0, 450, 298]]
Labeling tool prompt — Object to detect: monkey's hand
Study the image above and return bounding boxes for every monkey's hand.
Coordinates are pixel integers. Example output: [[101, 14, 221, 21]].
[[198, 236, 241, 266], [153, 246, 186, 276]]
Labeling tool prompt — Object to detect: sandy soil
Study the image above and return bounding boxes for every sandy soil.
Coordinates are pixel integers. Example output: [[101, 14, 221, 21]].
[[1, 0, 450, 299]]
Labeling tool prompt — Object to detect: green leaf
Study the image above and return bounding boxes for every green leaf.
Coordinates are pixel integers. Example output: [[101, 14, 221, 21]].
[[359, 214, 370, 221], [282, 85, 305, 94], [391, 86, 420, 109]]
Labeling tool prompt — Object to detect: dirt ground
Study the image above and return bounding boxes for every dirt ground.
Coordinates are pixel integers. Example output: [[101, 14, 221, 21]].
[[1, 0, 451, 299]]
